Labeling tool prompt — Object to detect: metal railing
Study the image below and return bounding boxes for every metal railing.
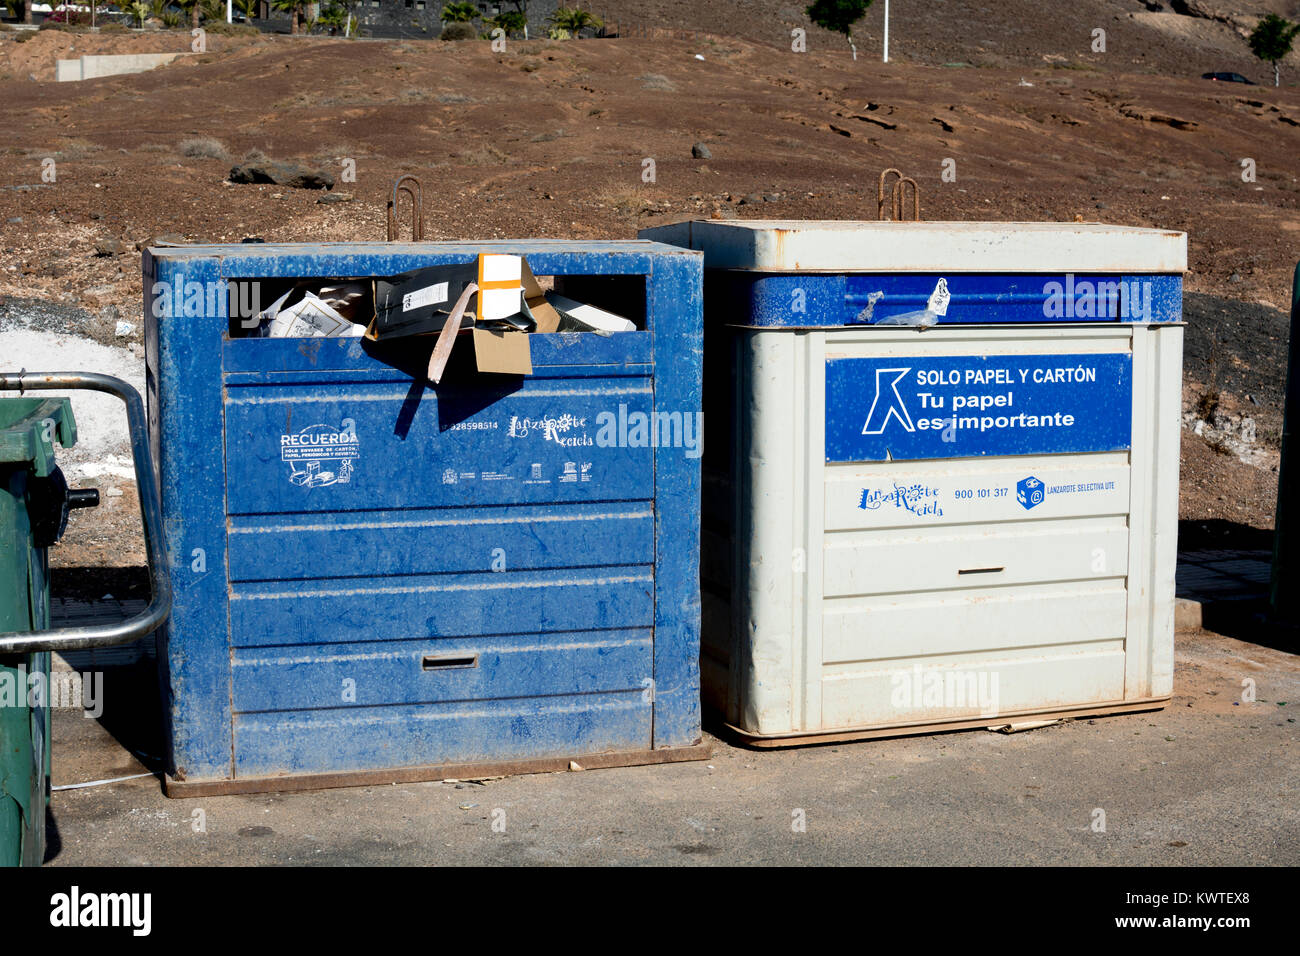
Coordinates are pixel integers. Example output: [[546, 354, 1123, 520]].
[[0, 371, 170, 654]]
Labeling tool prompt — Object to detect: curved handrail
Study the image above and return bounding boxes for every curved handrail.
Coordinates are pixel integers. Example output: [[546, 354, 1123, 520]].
[[0, 371, 171, 653]]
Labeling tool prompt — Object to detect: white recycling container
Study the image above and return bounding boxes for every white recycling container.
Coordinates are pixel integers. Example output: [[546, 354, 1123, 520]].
[[641, 220, 1187, 744]]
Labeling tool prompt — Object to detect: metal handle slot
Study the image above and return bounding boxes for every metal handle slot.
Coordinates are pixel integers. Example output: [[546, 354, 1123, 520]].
[[958, 567, 1005, 575], [422, 654, 479, 671]]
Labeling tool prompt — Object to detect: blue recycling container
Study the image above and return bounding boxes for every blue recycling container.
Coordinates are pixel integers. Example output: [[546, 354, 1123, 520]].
[[145, 241, 705, 794]]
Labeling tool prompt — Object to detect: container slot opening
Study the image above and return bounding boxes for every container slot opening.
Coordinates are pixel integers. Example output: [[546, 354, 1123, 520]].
[[552, 274, 647, 330], [957, 567, 1005, 575], [225, 277, 373, 339], [422, 654, 479, 671], [223, 272, 649, 340]]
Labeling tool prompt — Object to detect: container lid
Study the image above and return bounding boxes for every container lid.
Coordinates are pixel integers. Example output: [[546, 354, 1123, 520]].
[[0, 397, 76, 475], [639, 220, 1188, 274]]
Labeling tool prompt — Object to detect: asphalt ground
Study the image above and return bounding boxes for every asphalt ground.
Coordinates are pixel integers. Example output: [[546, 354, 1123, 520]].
[[40, 627, 1298, 866]]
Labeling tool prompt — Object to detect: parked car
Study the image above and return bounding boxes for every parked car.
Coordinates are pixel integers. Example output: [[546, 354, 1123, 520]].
[[1201, 71, 1256, 84]]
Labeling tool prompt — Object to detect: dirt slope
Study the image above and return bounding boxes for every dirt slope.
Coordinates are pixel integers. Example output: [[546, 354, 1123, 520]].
[[1, 30, 1297, 539], [593, 0, 1300, 80]]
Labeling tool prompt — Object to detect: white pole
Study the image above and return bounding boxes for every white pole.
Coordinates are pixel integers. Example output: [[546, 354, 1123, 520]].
[[883, 0, 889, 63], [226, 0, 231, 21]]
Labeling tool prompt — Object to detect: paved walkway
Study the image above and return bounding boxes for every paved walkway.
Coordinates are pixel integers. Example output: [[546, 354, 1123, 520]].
[[38, 550, 1297, 865]]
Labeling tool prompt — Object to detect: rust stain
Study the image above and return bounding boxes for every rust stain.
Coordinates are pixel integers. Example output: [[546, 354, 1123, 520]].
[[772, 227, 788, 268], [297, 339, 323, 366]]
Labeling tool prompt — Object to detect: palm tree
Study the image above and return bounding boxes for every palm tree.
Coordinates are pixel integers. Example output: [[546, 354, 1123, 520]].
[[505, 0, 528, 38], [176, 0, 200, 29], [327, 0, 358, 34], [128, 0, 150, 25], [485, 10, 525, 36], [234, 0, 257, 18], [441, 2, 476, 22], [317, 1, 347, 32], [271, 0, 301, 33], [549, 6, 602, 37]]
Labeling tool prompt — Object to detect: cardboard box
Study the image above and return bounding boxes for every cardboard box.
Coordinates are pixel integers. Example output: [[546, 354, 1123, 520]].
[[468, 255, 564, 376], [372, 263, 478, 339], [470, 327, 533, 375], [368, 254, 627, 378]]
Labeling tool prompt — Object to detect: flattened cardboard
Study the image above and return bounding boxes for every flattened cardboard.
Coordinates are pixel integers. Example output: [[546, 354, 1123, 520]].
[[521, 260, 561, 333], [366, 254, 569, 374], [472, 328, 532, 375], [372, 262, 477, 340], [545, 292, 635, 333], [427, 283, 480, 385], [469, 256, 552, 373]]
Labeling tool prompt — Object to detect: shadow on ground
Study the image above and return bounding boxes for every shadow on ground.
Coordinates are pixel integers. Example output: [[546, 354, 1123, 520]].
[[49, 565, 150, 605]]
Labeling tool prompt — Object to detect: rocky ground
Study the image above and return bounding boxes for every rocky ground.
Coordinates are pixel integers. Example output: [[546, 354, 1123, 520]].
[[595, 0, 1300, 79], [2, 6, 1298, 563]]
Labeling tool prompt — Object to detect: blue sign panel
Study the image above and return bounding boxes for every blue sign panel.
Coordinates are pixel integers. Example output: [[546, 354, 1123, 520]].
[[726, 273, 1182, 327], [825, 352, 1132, 462]]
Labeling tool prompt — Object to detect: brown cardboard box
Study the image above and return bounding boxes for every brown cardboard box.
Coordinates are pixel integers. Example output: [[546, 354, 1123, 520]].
[[367, 254, 600, 378], [471, 327, 532, 375]]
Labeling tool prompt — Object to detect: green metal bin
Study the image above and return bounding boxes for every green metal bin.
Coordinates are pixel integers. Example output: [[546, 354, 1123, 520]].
[[0, 396, 89, 866]]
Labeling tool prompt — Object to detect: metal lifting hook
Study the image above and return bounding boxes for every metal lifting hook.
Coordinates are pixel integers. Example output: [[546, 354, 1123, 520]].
[[878, 167, 921, 222], [386, 175, 424, 241]]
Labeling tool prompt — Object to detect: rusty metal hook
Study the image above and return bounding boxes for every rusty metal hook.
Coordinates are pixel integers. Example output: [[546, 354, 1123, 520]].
[[386, 175, 424, 241], [878, 167, 902, 218], [878, 168, 921, 222]]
